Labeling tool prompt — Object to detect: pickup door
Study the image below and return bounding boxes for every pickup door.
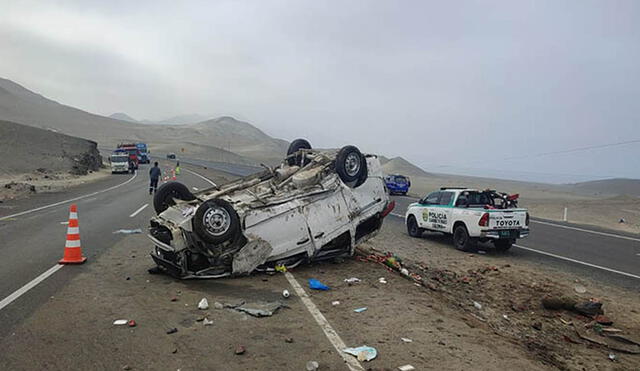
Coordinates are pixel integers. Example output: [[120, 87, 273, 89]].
[[417, 191, 455, 233]]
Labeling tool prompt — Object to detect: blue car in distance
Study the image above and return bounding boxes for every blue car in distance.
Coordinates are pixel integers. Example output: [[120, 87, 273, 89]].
[[384, 174, 411, 195]]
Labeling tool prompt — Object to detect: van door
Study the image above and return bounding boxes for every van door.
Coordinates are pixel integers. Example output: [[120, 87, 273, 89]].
[[304, 191, 350, 251]]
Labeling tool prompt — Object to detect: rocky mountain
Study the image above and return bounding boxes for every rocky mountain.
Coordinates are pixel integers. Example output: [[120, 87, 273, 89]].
[[109, 112, 139, 122], [381, 156, 431, 178]]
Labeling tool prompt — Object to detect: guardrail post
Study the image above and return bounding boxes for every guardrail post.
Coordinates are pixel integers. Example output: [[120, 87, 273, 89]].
[[563, 207, 568, 222]]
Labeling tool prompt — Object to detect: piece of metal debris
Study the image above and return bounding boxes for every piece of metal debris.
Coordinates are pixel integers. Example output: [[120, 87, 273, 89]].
[[112, 229, 142, 234], [353, 307, 368, 313], [235, 301, 284, 317], [198, 298, 209, 310]]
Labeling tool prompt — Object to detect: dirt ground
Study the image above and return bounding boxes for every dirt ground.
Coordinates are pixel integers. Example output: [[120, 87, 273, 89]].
[[0, 167, 111, 201], [1, 215, 639, 370]]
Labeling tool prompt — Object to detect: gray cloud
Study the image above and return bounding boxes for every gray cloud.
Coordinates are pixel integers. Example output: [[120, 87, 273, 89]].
[[1, 0, 639, 182]]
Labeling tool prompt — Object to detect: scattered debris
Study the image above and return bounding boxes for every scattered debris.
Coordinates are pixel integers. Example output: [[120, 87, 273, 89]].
[[203, 318, 213, 326], [331, 301, 340, 306], [275, 264, 287, 273], [112, 229, 142, 234], [574, 301, 604, 316], [122, 365, 131, 370], [234, 345, 246, 355], [574, 284, 587, 294], [113, 319, 128, 326], [619, 218, 626, 224], [353, 307, 368, 313], [213, 301, 224, 309], [609, 353, 617, 361], [473, 301, 482, 310], [170, 297, 178, 302], [344, 277, 361, 284], [305, 361, 319, 371], [378, 277, 387, 284], [198, 298, 209, 310], [235, 301, 284, 317], [343, 346, 377, 362], [309, 279, 330, 291], [532, 322, 542, 331], [595, 315, 613, 325], [172, 348, 178, 354], [285, 337, 294, 343], [502, 314, 510, 321], [398, 365, 416, 371], [401, 338, 413, 343], [127, 320, 136, 327], [400, 268, 409, 276], [166, 328, 178, 335], [282, 289, 290, 298]]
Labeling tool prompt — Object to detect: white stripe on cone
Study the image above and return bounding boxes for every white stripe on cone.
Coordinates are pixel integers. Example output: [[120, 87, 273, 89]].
[[65, 240, 81, 248], [67, 227, 79, 234], [69, 212, 78, 219]]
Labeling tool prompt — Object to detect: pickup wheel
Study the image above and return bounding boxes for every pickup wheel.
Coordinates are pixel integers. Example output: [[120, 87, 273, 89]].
[[193, 199, 240, 244], [153, 181, 196, 214], [453, 224, 476, 252], [407, 216, 424, 238], [287, 138, 312, 166], [494, 239, 513, 252], [336, 145, 368, 188]]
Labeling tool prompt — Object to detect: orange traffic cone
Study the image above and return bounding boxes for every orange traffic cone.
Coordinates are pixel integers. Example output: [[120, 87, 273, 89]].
[[59, 204, 87, 264]]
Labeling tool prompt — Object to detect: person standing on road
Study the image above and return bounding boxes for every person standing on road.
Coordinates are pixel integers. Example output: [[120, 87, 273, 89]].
[[149, 162, 161, 195], [175, 161, 181, 176]]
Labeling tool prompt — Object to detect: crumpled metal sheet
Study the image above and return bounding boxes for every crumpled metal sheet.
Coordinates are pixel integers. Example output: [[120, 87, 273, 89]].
[[235, 301, 284, 317]]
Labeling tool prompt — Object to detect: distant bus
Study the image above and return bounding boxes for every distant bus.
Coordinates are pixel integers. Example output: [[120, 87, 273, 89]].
[[136, 143, 150, 164]]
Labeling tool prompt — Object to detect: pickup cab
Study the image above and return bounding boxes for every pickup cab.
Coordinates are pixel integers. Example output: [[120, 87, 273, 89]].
[[405, 187, 529, 252]]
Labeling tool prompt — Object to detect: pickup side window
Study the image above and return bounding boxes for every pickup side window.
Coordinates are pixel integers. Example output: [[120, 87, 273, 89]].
[[439, 192, 454, 206], [422, 192, 440, 205]]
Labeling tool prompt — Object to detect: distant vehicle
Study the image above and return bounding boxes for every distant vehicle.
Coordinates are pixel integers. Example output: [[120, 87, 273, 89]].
[[384, 174, 411, 195], [148, 139, 394, 278], [117, 143, 141, 169], [109, 153, 130, 174], [136, 143, 150, 164], [166, 153, 176, 159], [405, 188, 529, 252]]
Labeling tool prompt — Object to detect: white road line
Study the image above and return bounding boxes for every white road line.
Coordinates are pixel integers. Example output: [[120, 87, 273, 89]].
[[0, 264, 64, 311], [129, 203, 149, 218], [284, 272, 364, 371], [531, 220, 640, 243], [390, 212, 405, 218], [184, 168, 217, 187], [514, 244, 640, 280], [0, 172, 138, 222]]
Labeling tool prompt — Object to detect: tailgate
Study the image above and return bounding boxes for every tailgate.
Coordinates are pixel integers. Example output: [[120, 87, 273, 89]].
[[489, 210, 527, 229]]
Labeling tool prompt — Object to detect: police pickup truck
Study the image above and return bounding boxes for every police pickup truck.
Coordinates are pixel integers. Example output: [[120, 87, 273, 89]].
[[405, 187, 529, 252]]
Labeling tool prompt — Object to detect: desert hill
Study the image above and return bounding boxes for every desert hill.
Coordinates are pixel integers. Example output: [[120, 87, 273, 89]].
[[109, 112, 138, 122], [381, 156, 430, 178], [565, 178, 640, 197]]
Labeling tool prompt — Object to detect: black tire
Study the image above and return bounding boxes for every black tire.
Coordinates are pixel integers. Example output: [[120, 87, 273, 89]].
[[153, 181, 196, 214], [494, 239, 513, 252], [336, 145, 367, 187], [407, 216, 424, 238], [192, 199, 240, 244], [453, 224, 476, 252], [287, 139, 312, 166]]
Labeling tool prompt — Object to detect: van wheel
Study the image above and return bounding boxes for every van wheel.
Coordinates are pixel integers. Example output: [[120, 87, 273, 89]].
[[287, 139, 312, 166], [407, 216, 424, 238], [153, 181, 196, 214], [336, 145, 368, 188], [494, 239, 513, 252], [193, 199, 240, 244], [453, 225, 476, 252]]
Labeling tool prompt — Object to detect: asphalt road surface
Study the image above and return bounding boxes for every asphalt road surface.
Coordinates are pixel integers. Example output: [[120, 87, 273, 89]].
[[0, 160, 218, 337], [389, 195, 640, 290]]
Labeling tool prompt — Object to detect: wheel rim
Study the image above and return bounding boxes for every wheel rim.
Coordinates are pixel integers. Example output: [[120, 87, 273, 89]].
[[409, 219, 417, 235], [455, 229, 466, 246], [203, 206, 231, 236], [344, 152, 361, 177]]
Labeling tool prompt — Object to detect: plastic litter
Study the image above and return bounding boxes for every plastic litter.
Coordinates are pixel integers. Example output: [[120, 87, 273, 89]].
[[473, 301, 482, 310], [378, 277, 387, 284], [309, 279, 330, 291], [214, 301, 224, 309], [113, 319, 128, 326], [305, 361, 319, 371], [343, 346, 377, 362], [203, 318, 213, 326], [112, 229, 142, 234], [400, 268, 409, 276], [398, 365, 415, 371], [354, 307, 368, 313], [344, 277, 361, 284], [609, 353, 617, 361], [235, 345, 246, 355], [332, 301, 340, 306], [127, 320, 136, 327], [275, 264, 287, 273], [282, 289, 290, 298], [401, 338, 413, 343], [166, 328, 178, 334], [198, 298, 209, 310]]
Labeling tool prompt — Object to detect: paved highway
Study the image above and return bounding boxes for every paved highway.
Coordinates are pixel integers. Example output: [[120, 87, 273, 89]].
[[389, 195, 640, 290], [0, 161, 218, 336]]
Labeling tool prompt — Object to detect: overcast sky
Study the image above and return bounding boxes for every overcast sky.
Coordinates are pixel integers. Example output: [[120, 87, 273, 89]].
[[1, 0, 639, 183]]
